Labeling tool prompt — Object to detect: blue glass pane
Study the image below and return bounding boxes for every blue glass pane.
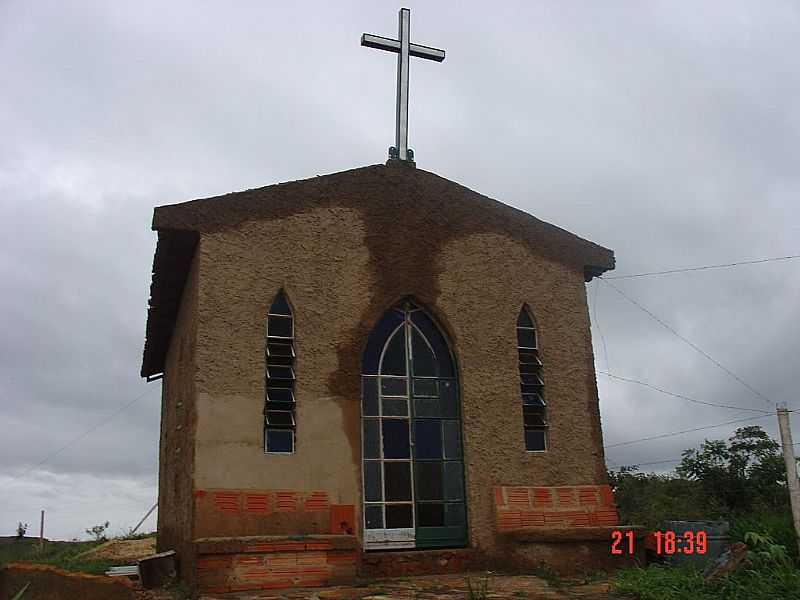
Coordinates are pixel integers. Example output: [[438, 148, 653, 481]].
[[381, 377, 407, 396], [525, 429, 546, 451], [382, 419, 410, 459], [364, 461, 382, 501], [266, 429, 293, 453], [382, 397, 408, 416], [363, 419, 380, 459], [414, 397, 440, 418], [385, 504, 413, 528], [440, 380, 459, 417], [380, 328, 407, 376], [411, 328, 437, 377], [415, 462, 443, 501], [443, 421, 462, 459], [444, 462, 464, 501], [268, 315, 293, 338], [362, 377, 378, 416], [362, 309, 404, 375], [365, 505, 383, 529], [269, 292, 292, 316], [414, 421, 442, 460], [410, 311, 454, 377], [417, 503, 444, 527], [384, 462, 412, 501], [445, 502, 466, 526], [413, 379, 438, 397], [517, 328, 536, 349]]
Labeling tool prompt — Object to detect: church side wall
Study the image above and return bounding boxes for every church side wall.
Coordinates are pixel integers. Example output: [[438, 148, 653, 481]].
[[188, 206, 608, 565], [192, 207, 370, 540], [157, 247, 200, 584]]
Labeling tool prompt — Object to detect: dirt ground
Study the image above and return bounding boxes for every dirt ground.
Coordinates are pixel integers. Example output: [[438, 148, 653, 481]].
[[81, 537, 157, 562], [192, 573, 616, 600]]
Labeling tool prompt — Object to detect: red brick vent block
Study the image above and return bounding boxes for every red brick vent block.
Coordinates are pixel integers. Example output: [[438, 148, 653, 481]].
[[194, 535, 357, 594], [494, 485, 618, 532], [197, 489, 333, 516]]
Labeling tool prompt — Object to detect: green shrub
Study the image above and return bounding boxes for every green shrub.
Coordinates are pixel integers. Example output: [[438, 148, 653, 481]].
[[730, 512, 798, 560]]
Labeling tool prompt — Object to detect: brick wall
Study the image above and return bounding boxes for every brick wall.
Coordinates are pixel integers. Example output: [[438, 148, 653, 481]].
[[193, 488, 357, 593], [196, 540, 357, 593], [193, 488, 355, 538], [494, 485, 618, 532]]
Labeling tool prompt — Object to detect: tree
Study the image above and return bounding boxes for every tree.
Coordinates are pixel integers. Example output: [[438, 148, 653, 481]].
[[15, 522, 28, 540], [676, 426, 787, 516], [85, 521, 110, 542]]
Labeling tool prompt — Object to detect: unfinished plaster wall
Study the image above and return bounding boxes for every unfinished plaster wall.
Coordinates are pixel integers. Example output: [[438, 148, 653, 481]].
[[188, 201, 607, 555], [157, 248, 199, 579], [192, 206, 370, 538]]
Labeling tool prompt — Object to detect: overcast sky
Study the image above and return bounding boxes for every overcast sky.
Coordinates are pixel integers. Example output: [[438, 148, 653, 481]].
[[2, 1, 798, 540]]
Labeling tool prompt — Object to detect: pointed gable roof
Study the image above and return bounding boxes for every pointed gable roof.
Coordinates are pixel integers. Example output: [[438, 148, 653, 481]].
[[142, 162, 614, 378]]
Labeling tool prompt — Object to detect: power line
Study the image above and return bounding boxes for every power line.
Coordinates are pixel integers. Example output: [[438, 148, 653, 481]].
[[598, 371, 771, 414], [7, 386, 158, 485], [610, 446, 800, 469], [604, 413, 774, 449], [598, 277, 774, 408], [592, 280, 612, 373], [604, 254, 800, 280]]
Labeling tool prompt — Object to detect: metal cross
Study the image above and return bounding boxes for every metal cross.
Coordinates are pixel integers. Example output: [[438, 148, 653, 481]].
[[362, 8, 445, 163]]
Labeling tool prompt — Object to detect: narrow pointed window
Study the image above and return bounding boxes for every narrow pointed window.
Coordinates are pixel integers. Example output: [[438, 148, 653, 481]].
[[517, 307, 547, 451], [265, 291, 296, 453]]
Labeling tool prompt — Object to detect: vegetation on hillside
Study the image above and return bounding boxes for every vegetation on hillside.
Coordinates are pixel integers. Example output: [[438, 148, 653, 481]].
[[610, 426, 800, 599], [609, 425, 798, 558], [0, 538, 117, 575]]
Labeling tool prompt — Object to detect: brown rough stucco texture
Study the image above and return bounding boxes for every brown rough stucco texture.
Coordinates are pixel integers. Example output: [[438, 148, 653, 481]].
[[188, 214, 609, 555], [157, 248, 199, 583], [192, 207, 369, 538], [437, 233, 608, 551], [142, 162, 613, 378]]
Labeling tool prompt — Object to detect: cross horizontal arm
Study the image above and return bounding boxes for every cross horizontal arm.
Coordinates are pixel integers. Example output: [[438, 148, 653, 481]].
[[361, 33, 445, 62]]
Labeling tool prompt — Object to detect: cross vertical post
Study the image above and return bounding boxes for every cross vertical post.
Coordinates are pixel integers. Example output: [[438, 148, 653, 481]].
[[362, 8, 446, 163], [396, 8, 411, 161]]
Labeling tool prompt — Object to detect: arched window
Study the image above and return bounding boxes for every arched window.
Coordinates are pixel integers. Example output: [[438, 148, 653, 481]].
[[517, 306, 547, 451], [360, 299, 467, 550], [265, 291, 296, 453]]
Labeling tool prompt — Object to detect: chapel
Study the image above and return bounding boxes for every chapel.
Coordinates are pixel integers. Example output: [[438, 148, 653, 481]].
[[141, 160, 632, 594], [140, 8, 633, 595]]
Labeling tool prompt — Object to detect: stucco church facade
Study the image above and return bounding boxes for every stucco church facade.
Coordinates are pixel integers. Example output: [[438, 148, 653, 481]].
[[141, 161, 625, 594]]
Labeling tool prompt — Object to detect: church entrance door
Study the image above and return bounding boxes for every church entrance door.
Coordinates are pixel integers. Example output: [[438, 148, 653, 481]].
[[361, 300, 468, 550]]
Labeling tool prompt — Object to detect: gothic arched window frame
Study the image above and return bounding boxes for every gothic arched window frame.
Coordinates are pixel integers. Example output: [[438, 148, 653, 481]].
[[360, 298, 467, 549]]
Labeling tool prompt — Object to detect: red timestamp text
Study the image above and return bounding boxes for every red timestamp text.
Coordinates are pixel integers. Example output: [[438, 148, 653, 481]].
[[611, 530, 709, 555]]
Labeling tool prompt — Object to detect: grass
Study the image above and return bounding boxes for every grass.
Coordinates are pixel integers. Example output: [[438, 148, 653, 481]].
[[612, 563, 800, 600], [730, 512, 798, 560], [0, 539, 123, 575]]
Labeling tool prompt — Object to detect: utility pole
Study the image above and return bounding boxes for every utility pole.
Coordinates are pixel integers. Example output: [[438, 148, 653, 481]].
[[39, 510, 44, 551], [776, 402, 800, 556], [130, 503, 158, 537]]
